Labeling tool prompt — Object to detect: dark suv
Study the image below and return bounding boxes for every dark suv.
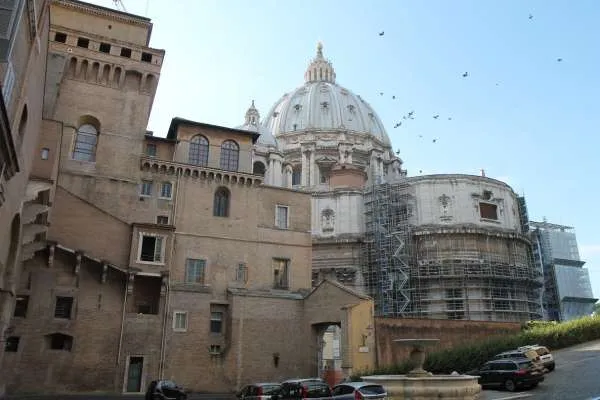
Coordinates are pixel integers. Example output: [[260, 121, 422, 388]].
[[468, 358, 544, 392], [145, 380, 188, 400], [276, 378, 332, 399]]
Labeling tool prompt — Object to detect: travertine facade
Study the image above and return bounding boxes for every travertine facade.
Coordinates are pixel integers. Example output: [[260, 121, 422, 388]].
[[0, 0, 375, 395]]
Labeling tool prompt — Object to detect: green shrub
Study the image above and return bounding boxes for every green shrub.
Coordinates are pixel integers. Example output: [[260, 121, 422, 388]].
[[356, 315, 600, 378]]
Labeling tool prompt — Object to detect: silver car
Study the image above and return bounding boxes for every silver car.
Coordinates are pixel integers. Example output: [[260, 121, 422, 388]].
[[331, 382, 387, 399]]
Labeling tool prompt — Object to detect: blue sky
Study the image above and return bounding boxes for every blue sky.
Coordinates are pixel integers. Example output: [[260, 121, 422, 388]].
[[89, 0, 599, 298]]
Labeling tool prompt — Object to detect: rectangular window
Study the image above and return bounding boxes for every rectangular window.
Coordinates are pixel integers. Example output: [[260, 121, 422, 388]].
[[139, 235, 164, 263], [120, 47, 132, 58], [5, 336, 19, 352], [156, 216, 169, 225], [76, 37, 89, 48], [48, 333, 73, 351], [209, 344, 221, 354], [99, 42, 111, 53], [273, 258, 289, 289], [236, 263, 248, 282], [160, 182, 172, 199], [54, 296, 73, 319], [41, 148, 49, 160], [185, 259, 206, 284], [13, 295, 29, 317], [210, 311, 223, 334], [275, 205, 289, 229], [140, 180, 153, 196], [141, 52, 152, 63], [54, 32, 67, 43], [173, 311, 188, 332], [146, 143, 157, 157], [480, 202, 498, 220]]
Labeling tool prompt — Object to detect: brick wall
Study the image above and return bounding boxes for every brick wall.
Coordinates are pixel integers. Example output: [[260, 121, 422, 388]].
[[374, 317, 522, 367], [4, 249, 127, 393]]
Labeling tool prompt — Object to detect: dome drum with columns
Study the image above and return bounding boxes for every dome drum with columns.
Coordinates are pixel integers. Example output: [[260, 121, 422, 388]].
[[239, 43, 406, 190]]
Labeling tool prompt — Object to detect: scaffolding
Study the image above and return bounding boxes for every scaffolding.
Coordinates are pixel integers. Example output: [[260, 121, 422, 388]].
[[362, 182, 544, 321], [362, 182, 415, 317]]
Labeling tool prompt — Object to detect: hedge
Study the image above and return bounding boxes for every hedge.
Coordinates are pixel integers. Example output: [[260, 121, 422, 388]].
[[351, 314, 600, 380]]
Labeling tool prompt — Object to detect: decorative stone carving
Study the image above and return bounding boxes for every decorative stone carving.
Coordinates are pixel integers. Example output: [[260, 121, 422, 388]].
[[74, 252, 82, 276], [47, 243, 55, 268], [321, 209, 335, 232], [127, 273, 135, 295], [101, 263, 108, 284], [438, 194, 453, 222]]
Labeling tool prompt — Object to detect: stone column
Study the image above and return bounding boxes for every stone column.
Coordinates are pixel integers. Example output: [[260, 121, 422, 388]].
[[310, 150, 316, 186], [301, 149, 309, 186]]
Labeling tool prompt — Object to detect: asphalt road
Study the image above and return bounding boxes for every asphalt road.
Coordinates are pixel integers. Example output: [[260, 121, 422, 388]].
[[483, 339, 600, 400]]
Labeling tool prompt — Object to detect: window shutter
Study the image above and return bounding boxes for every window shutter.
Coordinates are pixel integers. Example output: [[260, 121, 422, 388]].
[[154, 237, 163, 262]]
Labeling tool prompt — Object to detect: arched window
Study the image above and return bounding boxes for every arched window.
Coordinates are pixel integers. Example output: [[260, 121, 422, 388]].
[[213, 187, 230, 217], [292, 166, 302, 186], [72, 123, 98, 162], [219, 140, 239, 171], [253, 161, 266, 176], [189, 135, 209, 166]]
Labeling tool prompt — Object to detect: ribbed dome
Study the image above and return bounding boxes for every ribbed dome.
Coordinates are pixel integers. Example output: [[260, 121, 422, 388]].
[[261, 43, 390, 145]]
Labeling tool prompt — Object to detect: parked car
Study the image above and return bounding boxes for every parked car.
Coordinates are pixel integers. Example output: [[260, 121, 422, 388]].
[[237, 382, 282, 399], [467, 358, 544, 392], [145, 379, 187, 400], [493, 349, 545, 372], [277, 378, 332, 399], [518, 344, 555, 371], [331, 382, 387, 399]]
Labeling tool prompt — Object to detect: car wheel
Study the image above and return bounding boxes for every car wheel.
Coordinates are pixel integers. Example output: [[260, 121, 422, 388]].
[[504, 379, 516, 392], [530, 382, 539, 388]]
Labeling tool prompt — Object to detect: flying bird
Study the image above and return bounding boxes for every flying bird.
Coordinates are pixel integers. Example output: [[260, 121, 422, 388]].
[[529, 14, 533, 20], [448, 117, 452, 121], [418, 135, 423, 138], [419, 170, 423, 173], [432, 139, 437, 143], [396, 150, 401, 155], [379, 92, 384, 96], [462, 72, 469, 78], [433, 115, 439, 119], [557, 58, 563, 62], [392, 95, 396, 99], [379, 31, 385, 36]]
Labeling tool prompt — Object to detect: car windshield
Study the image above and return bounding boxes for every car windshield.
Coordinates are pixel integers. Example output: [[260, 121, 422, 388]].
[[359, 385, 386, 395], [536, 347, 550, 356]]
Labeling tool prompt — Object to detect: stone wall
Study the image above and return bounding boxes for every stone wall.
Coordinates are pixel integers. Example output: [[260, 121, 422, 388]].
[[375, 317, 522, 367]]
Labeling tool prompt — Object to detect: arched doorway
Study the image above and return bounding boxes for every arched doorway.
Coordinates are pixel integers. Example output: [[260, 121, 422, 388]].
[[312, 322, 343, 387]]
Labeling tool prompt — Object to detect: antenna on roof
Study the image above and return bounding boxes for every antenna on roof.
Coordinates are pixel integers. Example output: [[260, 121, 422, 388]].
[[113, 0, 127, 12]]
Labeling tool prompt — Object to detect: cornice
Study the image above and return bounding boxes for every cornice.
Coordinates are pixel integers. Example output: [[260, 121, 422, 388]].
[[53, 0, 151, 27]]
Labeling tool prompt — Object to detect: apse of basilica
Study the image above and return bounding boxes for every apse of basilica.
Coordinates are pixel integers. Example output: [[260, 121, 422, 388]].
[[238, 43, 406, 290]]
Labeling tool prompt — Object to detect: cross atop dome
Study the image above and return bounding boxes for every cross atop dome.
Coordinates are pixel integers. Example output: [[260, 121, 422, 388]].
[[304, 42, 336, 84]]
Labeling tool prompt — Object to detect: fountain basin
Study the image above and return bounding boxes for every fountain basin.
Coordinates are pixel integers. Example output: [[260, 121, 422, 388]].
[[361, 374, 481, 400]]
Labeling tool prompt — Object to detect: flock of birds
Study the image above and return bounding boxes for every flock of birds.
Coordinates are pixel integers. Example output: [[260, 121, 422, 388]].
[[376, 12, 564, 173]]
